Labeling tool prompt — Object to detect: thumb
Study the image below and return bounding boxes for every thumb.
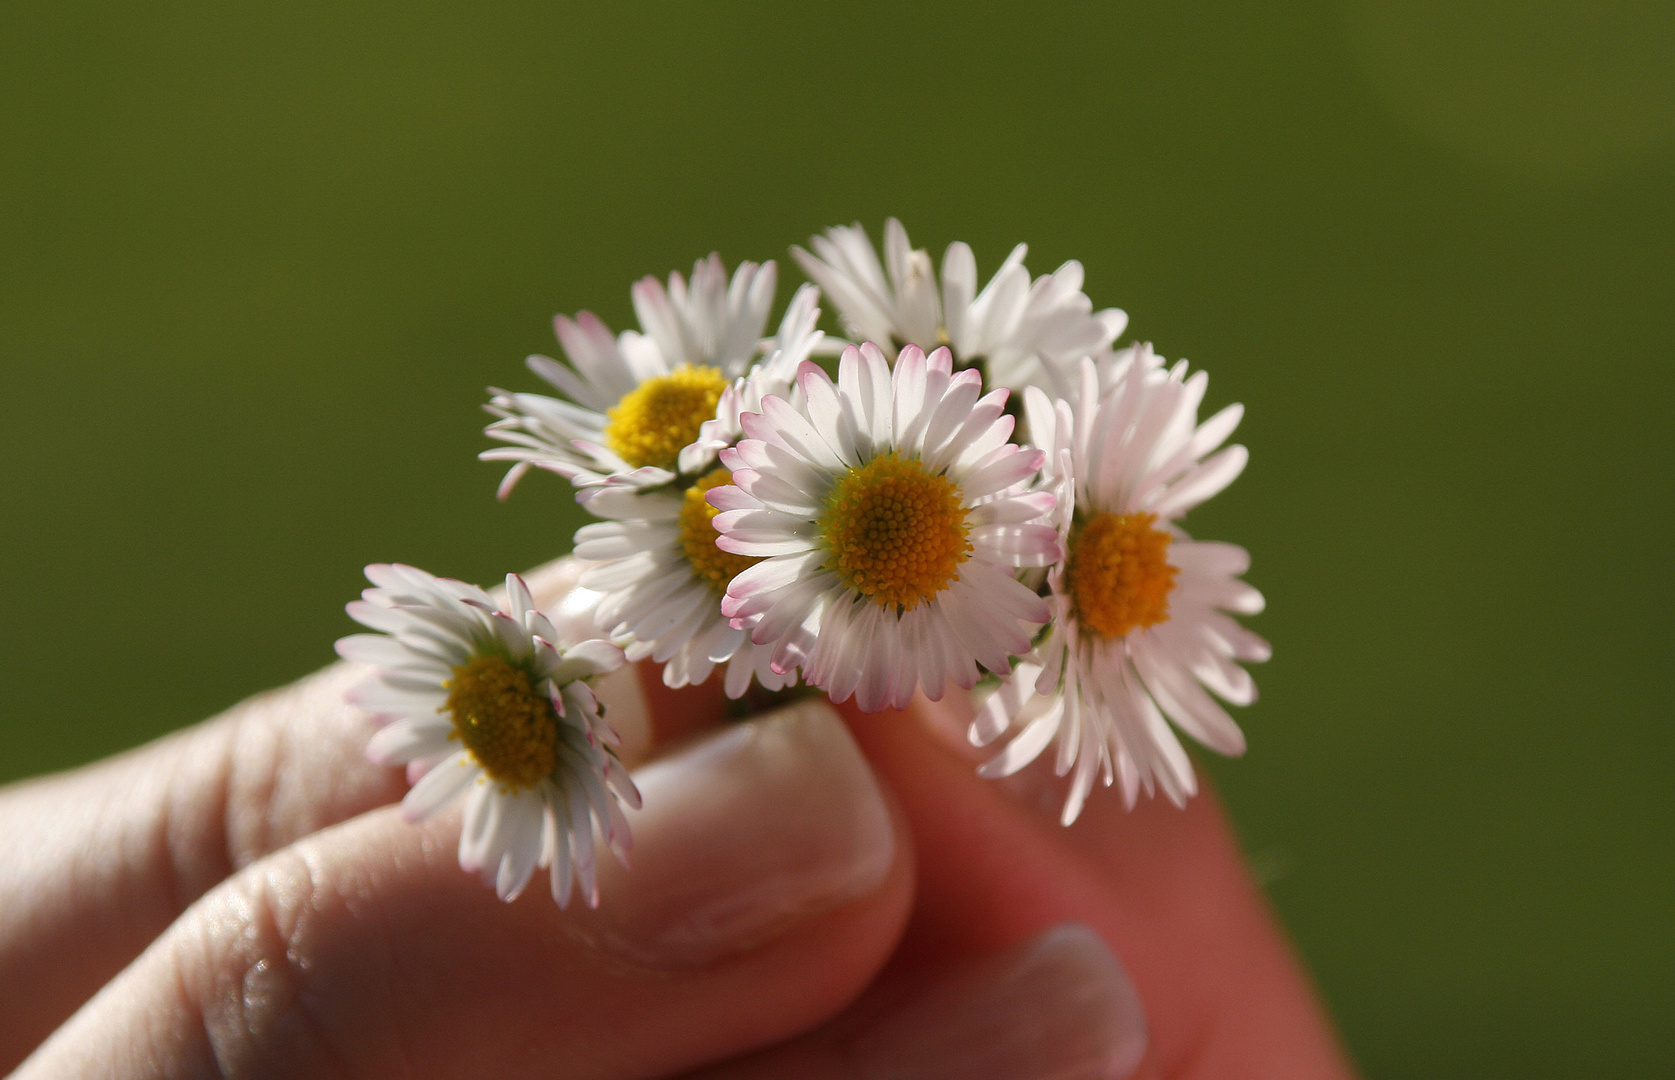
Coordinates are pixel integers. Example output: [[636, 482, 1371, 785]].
[[841, 693, 1357, 1080]]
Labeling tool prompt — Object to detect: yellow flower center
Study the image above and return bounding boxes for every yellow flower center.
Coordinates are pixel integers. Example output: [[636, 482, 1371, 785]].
[[443, 654, 557, 791], [603, 364, 729, 470], [680, 467, 762, 594], [1065, 511, 1177, 639], [820, 452, 971, 610]]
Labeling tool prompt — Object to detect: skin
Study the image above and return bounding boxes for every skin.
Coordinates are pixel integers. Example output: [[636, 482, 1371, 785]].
[[0, 661, 1357, 1079]]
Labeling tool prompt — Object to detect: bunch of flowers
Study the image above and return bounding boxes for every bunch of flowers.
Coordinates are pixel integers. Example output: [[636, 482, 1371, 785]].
[[338, 221, 1267, 904]]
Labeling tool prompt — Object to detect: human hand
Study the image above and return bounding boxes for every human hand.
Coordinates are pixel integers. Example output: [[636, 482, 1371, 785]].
[[0, 562, 1355, 1079]]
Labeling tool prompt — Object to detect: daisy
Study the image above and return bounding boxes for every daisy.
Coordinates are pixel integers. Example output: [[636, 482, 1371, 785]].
[[566, 285, 825, 696], [972, 352, 1269, 825], [711, 342, 1061, 713], [480, 253, 779, 495], [792, 218, 1127, 396], [335, 564, 639, 906]]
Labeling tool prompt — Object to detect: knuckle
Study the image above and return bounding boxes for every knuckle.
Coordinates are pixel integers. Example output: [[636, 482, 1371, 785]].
[[179, 849, 357, 1079]]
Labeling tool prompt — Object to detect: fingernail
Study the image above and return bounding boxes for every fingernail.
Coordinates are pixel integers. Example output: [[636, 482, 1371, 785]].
[[522, 555, 588, 618], [844, 923, 1148, 1080], [570, 698, 896, 967]]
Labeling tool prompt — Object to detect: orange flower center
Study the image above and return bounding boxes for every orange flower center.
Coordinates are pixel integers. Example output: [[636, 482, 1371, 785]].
[[1065, 511, 1177, 638], [820, 452, 971, 610], [443, 654, 557, 790]]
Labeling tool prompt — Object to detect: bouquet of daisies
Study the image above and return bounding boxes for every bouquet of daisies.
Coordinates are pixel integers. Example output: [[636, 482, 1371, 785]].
[[335, 220, 1267, 906]]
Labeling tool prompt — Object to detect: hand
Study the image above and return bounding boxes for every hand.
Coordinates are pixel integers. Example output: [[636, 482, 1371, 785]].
[[0, 564, 1355, 1079]]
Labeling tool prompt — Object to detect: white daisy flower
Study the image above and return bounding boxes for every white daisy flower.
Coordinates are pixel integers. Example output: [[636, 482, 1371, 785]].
[[481, 253, 779, 495], [335, 564, 639, 906], [792, 218, 1127, 396], [565, 286, 826, 696], [972, 352, 1269, 825], [712, 342, 1061, 713]]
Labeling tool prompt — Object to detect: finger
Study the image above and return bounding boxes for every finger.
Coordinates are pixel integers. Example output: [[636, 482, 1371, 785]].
[[15, 699, 913, 1080], [0, 662, 402, 1071], [685, 921, 1149, 1080], [840, 694, 1356, 1080], [0, 557, 660, 1071], [638, 660, 730, 747]]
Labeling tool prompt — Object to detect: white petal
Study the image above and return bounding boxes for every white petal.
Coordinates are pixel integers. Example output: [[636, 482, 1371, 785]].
[[1169, 540, 1251, 578], [978, 694, 1065, 778], [347, 676, 444, 716], [759, 393, 849, 473], [1151, 444, 1248, 519], [495, 791, 546, 901], [960, 446, 1044, 500], [971, 523, 1063, 567], [401, 752, 479, 821], [559, 638, 625, 674], [1133, 638, 1247, 756], [367, 718, 453, 765]]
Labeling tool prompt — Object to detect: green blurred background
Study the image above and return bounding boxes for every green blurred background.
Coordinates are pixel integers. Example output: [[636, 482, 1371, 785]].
[[2, 1, 1671, 1074]]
